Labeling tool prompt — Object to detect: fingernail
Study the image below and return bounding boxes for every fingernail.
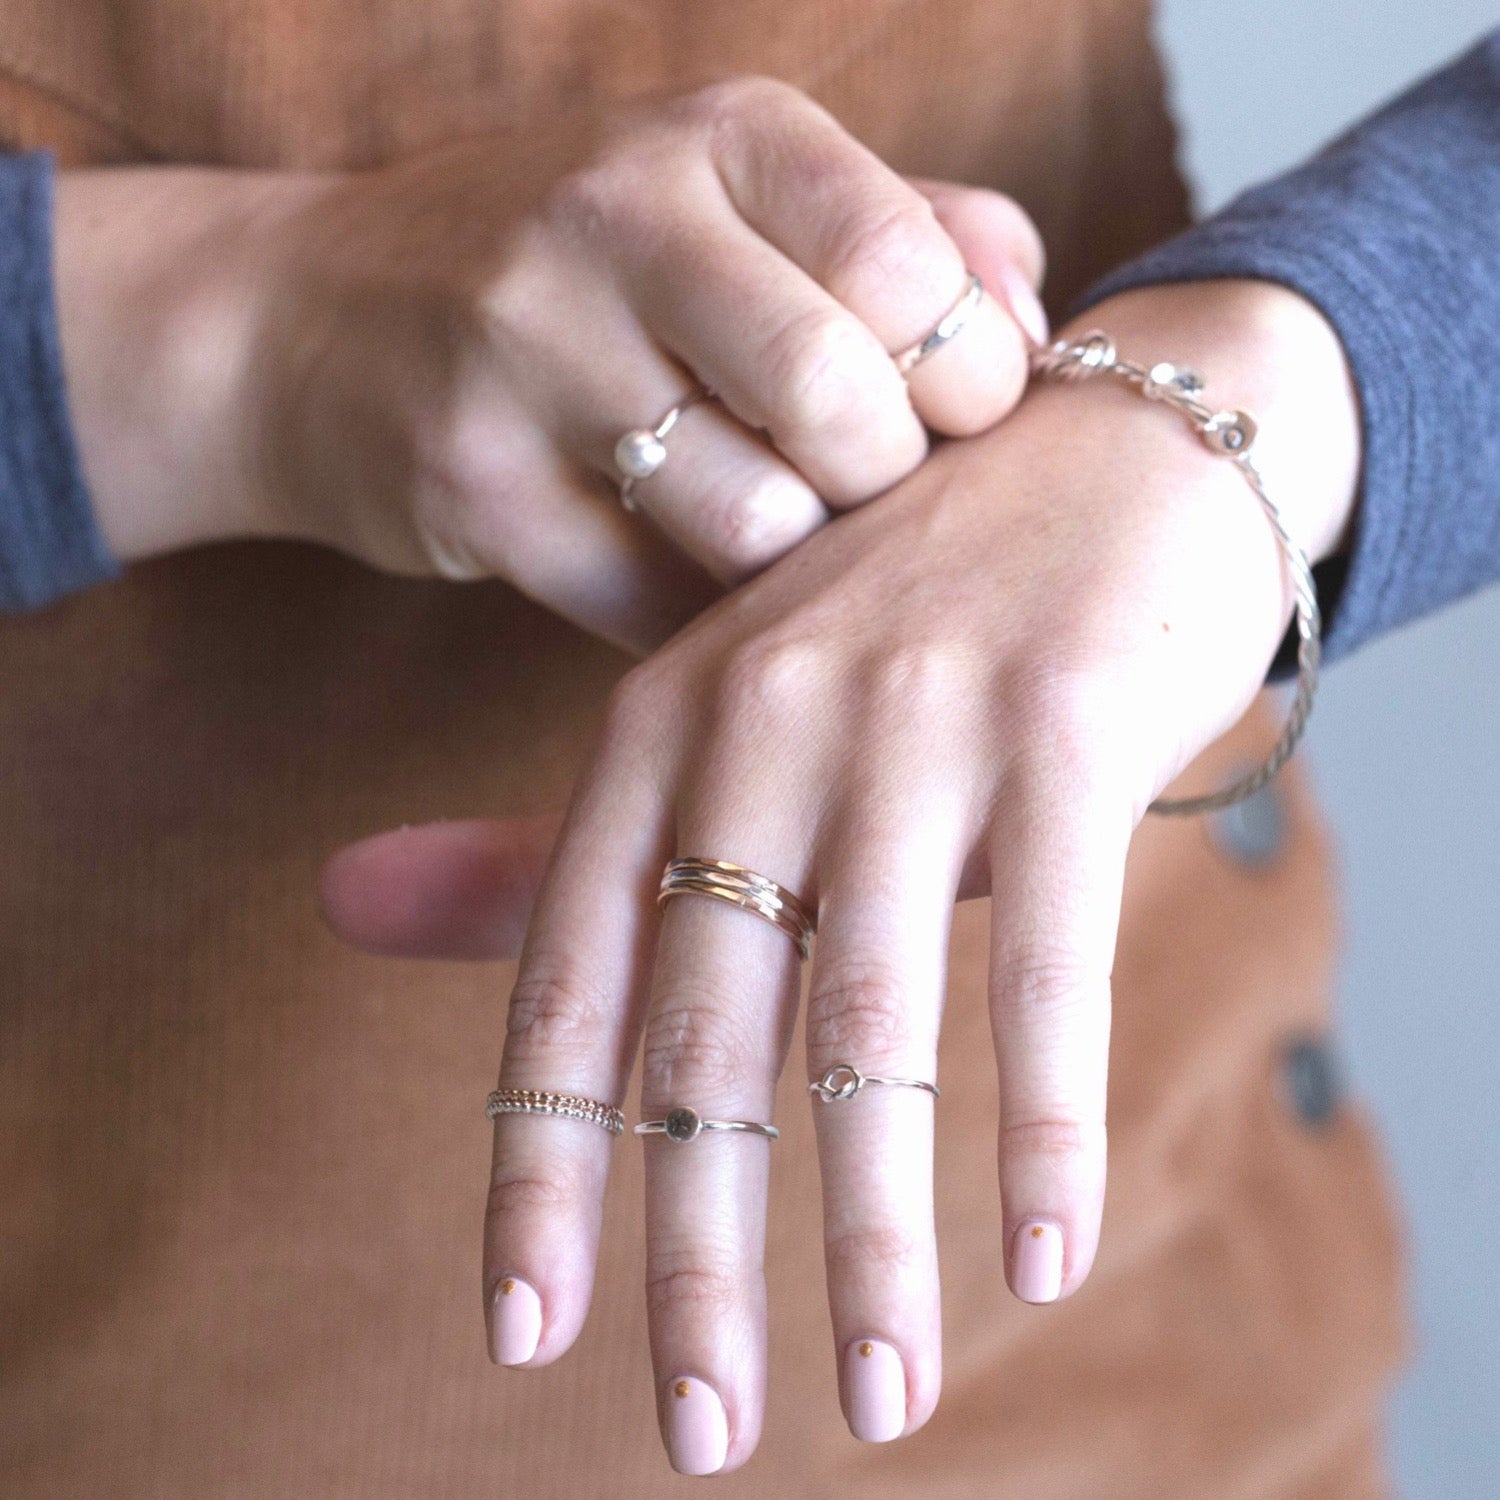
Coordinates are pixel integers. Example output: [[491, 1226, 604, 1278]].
[[489, 1275, 542, 1365], [844, 1337, 906, 1442], [1011, 1220, 1064, 1304], [664, 1375, 728, 1476], [994, 260, 1049, 348]]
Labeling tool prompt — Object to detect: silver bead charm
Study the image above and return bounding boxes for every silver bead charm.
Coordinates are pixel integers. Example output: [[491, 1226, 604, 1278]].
[[614, 428, 668, 481], [1201, 408, 1258, 455], [1144, 361, 1204, 399], [664, 1106, 703, 1143]]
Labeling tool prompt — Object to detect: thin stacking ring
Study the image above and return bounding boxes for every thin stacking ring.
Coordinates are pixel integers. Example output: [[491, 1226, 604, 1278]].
[[893, 270, 984, 376], [634, 1106, 780, 1143], [658, 856, 816, 960], [485, 1088, 626, 1137], [808, 1062, 941, 1103], [614, 386, 712, 511]]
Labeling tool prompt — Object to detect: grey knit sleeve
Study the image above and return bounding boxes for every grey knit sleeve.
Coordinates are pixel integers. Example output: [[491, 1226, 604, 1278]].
[[1077, 31, 1500, 669], [0, 150, 118, 611]]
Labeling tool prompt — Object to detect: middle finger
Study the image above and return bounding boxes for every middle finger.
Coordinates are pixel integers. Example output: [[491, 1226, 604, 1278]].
[[638, 764, 815, 1473]]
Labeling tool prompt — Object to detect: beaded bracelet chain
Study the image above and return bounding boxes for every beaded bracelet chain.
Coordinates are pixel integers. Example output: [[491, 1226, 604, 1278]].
[[1028, 331, 1321, 817]]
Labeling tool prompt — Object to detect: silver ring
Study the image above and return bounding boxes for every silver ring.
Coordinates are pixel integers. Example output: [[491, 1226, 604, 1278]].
[[634, 1106, 779, 1143], [893, 271, 984, 376], [808, 1062, 940, 1103], [613, 386, 711, 511]]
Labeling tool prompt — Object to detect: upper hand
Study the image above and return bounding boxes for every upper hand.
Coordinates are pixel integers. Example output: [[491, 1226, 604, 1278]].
[[56, 77, 1045, 652]]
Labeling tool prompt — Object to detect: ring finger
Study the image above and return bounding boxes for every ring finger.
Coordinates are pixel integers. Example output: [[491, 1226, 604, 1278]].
[[805, 790, 966, 1442]]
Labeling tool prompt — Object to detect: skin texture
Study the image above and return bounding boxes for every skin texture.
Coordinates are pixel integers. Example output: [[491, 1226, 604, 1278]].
[[322, 276, 1360, 1474], [53, 77, 1044, 654]]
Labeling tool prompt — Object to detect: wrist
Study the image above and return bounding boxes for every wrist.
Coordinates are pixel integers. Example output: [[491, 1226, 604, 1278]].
[[53, 167, 329, 562], [1056, 279, 1360, 571]]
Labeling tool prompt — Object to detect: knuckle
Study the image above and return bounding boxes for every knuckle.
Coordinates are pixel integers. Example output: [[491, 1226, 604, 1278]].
[[824, 196, 942, 304], [540, 158, 665, 264], [761, 307, 880, 446], [682, 73, 795, 130], [506, 959, 614, 1060], [599, 666, 667, 754], [993, 945, 1104, 1028], [646, 1256, 741, 1320], [1003, 666, 1138, 799], [1000, 1114, 1105, 1166], [714, 636, 822, 726], [486, 1167, 580, 1222], [1011, 665, 1105, 749], [641, 996, 759, 1101], [699, 473, 819, 577], [410, 422, 529, 581], [539, 165, 617, 243], [806, 963, 912, 1069], [869, 641, 971, 716], [823, 1221, 925, 1287]]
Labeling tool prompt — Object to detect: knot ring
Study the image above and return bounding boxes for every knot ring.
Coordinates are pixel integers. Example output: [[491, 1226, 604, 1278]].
[[808, 1062, 940, 1103]]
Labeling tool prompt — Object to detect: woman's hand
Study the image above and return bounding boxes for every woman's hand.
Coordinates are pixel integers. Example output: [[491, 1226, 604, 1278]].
[[322, 279, 1359, 1472], [54, 77, 1045, 652]]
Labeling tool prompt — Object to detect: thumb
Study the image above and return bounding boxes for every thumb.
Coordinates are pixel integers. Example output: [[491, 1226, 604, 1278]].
[[319, 812, 563, 961], [909, 178, 1049, 347]]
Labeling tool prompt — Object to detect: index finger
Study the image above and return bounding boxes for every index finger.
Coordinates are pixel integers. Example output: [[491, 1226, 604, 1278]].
[[482, 729, 670, 1365]]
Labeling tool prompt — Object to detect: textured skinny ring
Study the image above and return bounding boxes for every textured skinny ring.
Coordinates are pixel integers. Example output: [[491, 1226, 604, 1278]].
[[893, 270, 984, 376], [614, 386, 712, 511], [485, 1088, 626, 1137], [808, 1062, 941, 1103]]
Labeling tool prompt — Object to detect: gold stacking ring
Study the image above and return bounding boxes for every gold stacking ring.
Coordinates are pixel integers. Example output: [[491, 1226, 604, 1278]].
[[658, 856, 816, 960], [893, 270, 984, 376], [485, 1088, 626, 1137]]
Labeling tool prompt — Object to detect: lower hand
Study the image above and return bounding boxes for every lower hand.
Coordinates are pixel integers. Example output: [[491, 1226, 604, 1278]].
[[322, 279, 1359, 1471]]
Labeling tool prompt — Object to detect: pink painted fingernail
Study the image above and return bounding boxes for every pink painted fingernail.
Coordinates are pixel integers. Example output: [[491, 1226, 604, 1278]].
[[664, 1375, 728, 1476], [489, 1276, 542, 1365], [994, 260, 1050, 348], [844, 1337, 906, 1442], [1012, 1220, 1064, 1303]]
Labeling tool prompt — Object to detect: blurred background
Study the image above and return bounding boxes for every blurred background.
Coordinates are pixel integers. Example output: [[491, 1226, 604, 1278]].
[[1154, 6, 1500, 1495]]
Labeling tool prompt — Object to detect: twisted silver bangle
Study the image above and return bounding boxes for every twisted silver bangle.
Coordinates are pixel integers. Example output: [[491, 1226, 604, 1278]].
[[1029, 331, 1321, 817]]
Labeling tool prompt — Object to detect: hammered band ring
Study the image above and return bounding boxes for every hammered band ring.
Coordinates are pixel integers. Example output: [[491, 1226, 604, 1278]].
[[808, 1062, 941, 1103], [485, 1088, 626, 1137], [658, 856, 816, 960], [614, 386, 712, 511], [893, 270, 984, 377], [634, 1106, 780, 1143]]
